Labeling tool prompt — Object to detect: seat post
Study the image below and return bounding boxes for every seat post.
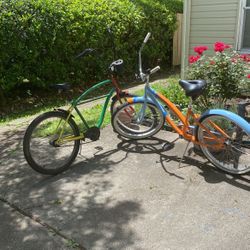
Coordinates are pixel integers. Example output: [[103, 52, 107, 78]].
[[188, 98, 193, 109]]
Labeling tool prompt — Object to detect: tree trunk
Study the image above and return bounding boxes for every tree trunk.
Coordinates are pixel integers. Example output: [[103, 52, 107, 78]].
[[0, 85, 6, 108]]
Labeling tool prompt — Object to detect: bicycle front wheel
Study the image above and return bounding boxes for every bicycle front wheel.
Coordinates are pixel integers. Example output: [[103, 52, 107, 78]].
[[110, 92, 136, 114], [23, 111, 80, 175], [197, 114, 250, 174], [112, 101, 164, 139]]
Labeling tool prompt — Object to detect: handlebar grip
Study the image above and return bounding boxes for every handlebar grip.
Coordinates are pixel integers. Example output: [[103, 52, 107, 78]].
[[150, 66, 160, 75], [75, 48, 95, 59], [143, 32, 151, 43]]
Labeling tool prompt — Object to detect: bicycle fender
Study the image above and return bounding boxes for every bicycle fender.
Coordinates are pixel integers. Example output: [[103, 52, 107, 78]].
[[127, 96, 155, 105], [200, 109, 250, 135], [127, 96, 167, 116]]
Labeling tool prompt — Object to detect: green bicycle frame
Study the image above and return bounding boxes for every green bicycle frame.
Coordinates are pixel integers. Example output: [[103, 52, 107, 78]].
[[71, 79, 115, 129], [56, 79, 116, 143]]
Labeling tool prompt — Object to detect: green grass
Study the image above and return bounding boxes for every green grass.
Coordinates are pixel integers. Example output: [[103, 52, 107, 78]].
[[0, 86, 122, 126], [0, 93, 112, 126], [0, 99, 68, 125], [0, 74, 180, 127], [30, 103, 112, 138], [75, 104, 110, 128], [134, 75, 189, 107]]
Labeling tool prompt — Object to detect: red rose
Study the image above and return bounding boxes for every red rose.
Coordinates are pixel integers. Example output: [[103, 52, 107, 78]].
[[247, 74, 250, 79], [194, 46, 208, 55], [210, 60, 215, 65], [240, 54, 247, 61], [214, 41, 230, 52], [240, 54, 250, 62], [189, 55, 200, 64]]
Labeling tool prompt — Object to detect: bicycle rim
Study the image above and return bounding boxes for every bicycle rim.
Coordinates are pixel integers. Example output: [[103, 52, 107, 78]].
[[110, 93, 136, 114], [24, 112, 80, 174], [197, 115, 250, 174], [112, 102, 164, 139]]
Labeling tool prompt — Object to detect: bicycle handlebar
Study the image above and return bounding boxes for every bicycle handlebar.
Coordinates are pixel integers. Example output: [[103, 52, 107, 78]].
[[143, 32, 151, 44], [75, 48, 95, 59], [138, 32, 160, 82], [150, 66, 160, 75]]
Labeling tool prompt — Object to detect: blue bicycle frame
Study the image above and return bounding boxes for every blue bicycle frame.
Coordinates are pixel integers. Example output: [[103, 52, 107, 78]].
[[130, 82, 250, 136]]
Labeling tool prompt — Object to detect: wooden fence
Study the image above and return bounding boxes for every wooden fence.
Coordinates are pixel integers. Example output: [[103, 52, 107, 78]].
[[172, 13, 183, 66]]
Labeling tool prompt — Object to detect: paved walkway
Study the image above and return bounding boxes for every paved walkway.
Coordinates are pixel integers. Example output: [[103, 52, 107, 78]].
[[1, 122, 250, 249], [1, 80, 250, 249]]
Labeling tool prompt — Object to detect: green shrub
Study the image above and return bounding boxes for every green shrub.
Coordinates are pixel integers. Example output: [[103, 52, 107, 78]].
[[0, 0, 182, 100], [153, 77, 189, 108]]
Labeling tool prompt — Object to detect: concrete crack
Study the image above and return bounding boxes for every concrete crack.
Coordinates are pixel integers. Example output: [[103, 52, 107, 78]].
[[0, 196, 86, 250]]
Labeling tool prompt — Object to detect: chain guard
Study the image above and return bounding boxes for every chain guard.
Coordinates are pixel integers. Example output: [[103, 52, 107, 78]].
[[85, 126, 100, 141]]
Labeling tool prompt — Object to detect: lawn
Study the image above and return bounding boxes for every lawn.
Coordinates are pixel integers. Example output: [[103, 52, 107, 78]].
[[0, 74, 180, 127]]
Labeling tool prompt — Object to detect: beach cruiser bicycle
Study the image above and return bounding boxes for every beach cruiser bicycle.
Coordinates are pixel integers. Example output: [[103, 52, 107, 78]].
[[23, 48, 135, 175], [112, 33, 250, 174]]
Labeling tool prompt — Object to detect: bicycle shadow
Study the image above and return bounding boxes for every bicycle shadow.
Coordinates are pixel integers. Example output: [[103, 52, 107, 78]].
[[116, 135, 250, 192], [0, 128, 143, 249], [29, 142, 130, 190]]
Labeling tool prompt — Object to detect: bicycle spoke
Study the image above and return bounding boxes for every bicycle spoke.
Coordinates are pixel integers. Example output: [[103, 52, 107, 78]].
[[197, 115, 250, 174], [23, 111, 80, 175]]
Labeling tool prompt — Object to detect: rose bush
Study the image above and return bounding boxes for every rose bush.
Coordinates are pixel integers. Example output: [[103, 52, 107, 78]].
[[187, 42, 250, 107]]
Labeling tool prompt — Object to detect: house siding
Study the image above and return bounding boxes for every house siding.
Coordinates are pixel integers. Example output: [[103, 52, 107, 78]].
[[188, 0, 240, 56], [181, 0, 242, 77]]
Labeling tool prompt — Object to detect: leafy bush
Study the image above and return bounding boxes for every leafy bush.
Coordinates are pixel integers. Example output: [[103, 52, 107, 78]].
[[0, 0, 182, 101], [153, 79, 189, 108], [187, 42, 250, 107]]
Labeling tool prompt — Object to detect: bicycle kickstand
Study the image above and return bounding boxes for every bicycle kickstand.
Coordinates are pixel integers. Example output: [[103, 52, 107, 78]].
[[178, 141, 191, 168]]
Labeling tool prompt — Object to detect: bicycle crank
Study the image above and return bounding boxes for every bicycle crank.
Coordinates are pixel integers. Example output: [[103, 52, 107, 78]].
[[84, 126, 100, 141]]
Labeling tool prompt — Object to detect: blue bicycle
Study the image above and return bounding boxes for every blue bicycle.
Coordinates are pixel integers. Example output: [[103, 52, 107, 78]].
[[112, 33, 250, 174]]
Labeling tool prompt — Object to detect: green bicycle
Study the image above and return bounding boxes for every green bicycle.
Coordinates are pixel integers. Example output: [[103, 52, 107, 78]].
[[23, 49, 135, 175]]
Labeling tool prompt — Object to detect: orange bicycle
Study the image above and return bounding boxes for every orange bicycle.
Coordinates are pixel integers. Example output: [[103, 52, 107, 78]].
[[112, 33, 250, 174]]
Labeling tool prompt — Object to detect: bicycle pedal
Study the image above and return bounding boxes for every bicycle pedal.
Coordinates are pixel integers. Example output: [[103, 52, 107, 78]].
[[162, 142, 175, 151]]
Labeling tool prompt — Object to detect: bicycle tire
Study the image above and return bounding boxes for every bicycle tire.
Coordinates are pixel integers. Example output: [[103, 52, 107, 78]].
[[196, 114, 250, 174], [112, 101, 165, 139], [23, 111, 80, 175], [110, 92, 137, 114]]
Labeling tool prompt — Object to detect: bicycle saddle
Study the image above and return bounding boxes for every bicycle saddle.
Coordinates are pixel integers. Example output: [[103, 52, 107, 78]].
[[52, 82, 71, 91], [109, 59, 123, 75], [179, 80, 207, 100]]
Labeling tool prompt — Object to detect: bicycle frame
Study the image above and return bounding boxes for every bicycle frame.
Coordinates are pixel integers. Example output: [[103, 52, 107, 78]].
[[126, 83, 232, 148], [70, 79, 115, 129], [55, 78, 118, 143]]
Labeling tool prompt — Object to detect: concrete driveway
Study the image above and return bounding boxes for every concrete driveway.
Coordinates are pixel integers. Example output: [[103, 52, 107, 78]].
[[0, 122, 250, 250]]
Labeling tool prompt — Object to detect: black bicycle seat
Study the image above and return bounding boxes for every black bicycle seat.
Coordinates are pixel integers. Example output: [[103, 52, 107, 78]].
[[52, 82, 71, 91], [179, 80, 207, 100], [109, 59, 123, 75]]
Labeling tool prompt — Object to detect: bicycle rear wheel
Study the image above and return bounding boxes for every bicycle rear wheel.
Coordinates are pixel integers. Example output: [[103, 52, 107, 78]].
[[112, 101, 164, 139], [197, 114, 250, 174], [23, 111, 80, 175]]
